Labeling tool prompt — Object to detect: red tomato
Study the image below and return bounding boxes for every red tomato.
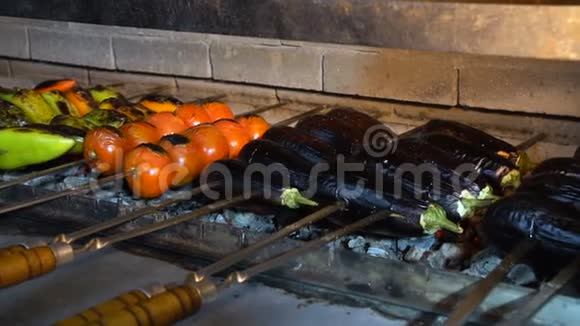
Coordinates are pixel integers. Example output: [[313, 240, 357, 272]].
[[159, 134, 205, 187], [202, 102, 234, 121], [120, 122, 160, 150], [83, 127, 125, 175], [123, 144, 173, 198], [146, 112, 188, 138], [185, 124, 230, 165], [236, 115, 270, 140], [213, 119, 251, 158], [175, 104, 212, 128]]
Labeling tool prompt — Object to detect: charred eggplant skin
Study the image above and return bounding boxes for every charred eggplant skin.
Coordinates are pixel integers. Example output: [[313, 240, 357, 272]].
[[399, 134, 518, 190], [295, 114, 365, 158], [483, 194, 580, 257], [261, 126, 337, 166], [519, 174, 580, 210], [530, 157, 580, 180], [402, 119, 516, 155]]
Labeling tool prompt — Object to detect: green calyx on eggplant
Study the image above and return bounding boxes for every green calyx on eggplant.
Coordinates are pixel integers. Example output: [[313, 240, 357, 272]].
[[204, 158, 317, 209], [279, 188, 319, 209], [456, 185, 499, 218], [420, 203, 463, 234]]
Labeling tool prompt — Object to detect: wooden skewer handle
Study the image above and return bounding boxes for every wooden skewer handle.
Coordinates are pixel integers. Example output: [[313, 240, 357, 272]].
[[54, 289, 158, 326], [0, 244, 27, 257], [89, 286, 203, 326], [0, 245, 57, 288]]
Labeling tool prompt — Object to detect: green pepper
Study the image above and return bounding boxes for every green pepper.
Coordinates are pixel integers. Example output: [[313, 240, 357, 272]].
[[51, 114, 94, 131], [89, 85, 127, 104], [0, 100, 30, 127], [40, 90, 82, 117], [0, 88, 60, 124], [0, 126, 76, 169], [82, 109, 128, 128]]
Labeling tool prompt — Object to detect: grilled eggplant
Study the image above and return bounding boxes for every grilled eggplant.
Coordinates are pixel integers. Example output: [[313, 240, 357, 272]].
[[295, 114, 364, 158], [262, 126, 338, 166], [238, 139, 462, 236], [401, 119, 533, 172], [203, 158, 317, 209], [530, 157, 580, 180], [482, 194, 580, 257], [519, 174, 580, 210], [399, 134, 520, 190]]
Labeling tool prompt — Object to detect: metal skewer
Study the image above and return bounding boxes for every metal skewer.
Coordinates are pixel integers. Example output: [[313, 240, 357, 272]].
[[66, 210, 390, 326], [515, 132, 546, 151], [0, 193, 250, 289], [0, 159, 87, 191], [0, 172, 127, 216], [496, 254, 580, 326], [273, 105, 325, 126], [190, 202, 343, 282], [444, 240, 536, 325]]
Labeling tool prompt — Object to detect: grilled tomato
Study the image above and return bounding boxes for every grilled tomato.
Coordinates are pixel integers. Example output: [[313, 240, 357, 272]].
[[123, 143, 173, 198], [159, 134, 205, 187], [83, 127, 125, 175], [145, 112, 188, 137], [213, 119, 251, 158], [202, 102, 234, 121], [175, 104, 212, 127], [236, 115, 270, 140], [185, 124, 230, 165], [120, 121, 160, 150], [139, 95, 182, 113]]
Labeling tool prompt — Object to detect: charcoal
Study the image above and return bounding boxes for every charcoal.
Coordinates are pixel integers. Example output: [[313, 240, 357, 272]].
[[426, 243, 466, 270], [506, 264, 537, 285], [464, 247, 502, 278]]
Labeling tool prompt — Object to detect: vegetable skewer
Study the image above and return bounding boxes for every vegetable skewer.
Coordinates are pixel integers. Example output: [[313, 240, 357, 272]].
[[0, 102, 296, 214], [0, 84, 185, 190]]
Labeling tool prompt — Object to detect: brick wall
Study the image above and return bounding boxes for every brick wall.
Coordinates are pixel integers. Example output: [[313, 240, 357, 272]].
[[0, 16, 579, 152]]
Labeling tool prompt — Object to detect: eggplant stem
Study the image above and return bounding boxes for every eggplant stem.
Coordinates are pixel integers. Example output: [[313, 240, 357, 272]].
[[456, 185, 498, 218], [420, 204, 463, 234], [515, 151, 536, 175], [500, 169, 521, 189], [280, 188, 318, 209]]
